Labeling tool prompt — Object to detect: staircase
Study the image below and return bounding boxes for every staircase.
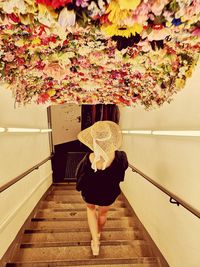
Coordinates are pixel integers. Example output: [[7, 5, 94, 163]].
[[7, 183, 166, 266]]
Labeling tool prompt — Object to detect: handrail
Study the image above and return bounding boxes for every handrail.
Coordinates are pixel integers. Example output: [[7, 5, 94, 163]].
[[129, 163, 200, 219], [0, 155, 53, 194]]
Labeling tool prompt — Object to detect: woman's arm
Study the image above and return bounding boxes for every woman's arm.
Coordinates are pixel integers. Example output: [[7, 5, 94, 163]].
[[75, 154, 88, 191]]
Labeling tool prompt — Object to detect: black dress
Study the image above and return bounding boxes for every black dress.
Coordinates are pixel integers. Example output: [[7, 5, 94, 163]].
[[75, 151, 128, 206]]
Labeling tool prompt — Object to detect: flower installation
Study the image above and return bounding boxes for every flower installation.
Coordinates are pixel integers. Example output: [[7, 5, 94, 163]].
[[0, 0, 199, 109]]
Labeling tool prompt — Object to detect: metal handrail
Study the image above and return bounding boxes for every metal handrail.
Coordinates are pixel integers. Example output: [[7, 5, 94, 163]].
[[0, 155, 53, 194], [129, 163, 200, 219]]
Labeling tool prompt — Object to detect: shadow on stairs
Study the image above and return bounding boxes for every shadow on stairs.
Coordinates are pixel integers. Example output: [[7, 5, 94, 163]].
[[5, 183, 169, 267]]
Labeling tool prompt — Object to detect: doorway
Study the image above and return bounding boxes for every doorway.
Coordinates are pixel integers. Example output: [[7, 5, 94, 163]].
[[49, 104, 120, 183]]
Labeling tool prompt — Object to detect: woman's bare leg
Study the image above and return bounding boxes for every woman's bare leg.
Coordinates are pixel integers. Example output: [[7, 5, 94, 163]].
[[86, 203, 99, 245], [97, 205, 110, 235]]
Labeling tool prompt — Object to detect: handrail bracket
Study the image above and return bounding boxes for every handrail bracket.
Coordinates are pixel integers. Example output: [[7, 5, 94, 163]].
[[170, 197, 180, 206]]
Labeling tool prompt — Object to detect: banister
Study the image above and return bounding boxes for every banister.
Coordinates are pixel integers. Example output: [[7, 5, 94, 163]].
[[0, 155, 53, 194], [129, 163, 200, 219]]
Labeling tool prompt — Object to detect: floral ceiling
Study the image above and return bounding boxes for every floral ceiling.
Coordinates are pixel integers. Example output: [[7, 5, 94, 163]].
[[0, 0, 199, 109]]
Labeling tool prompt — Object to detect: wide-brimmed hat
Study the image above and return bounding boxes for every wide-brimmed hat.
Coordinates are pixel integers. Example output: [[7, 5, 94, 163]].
[[77, 120, 122, 154]]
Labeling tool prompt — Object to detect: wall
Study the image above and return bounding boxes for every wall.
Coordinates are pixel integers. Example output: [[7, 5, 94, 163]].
[[119, 61, 200, 267], [0, 85, 52, 259]]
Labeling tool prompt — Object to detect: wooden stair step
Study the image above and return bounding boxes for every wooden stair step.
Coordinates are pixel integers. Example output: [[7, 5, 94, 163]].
[[51, 190, 81, 195], [10, 243, 154, 262], [73, 262, 160, 267], [45, 195, 84, 201], [31, 217, 130, 222], [58, 263, 159, 267], [53, 183, 76, 188], [34, 209, 130, 219], [24, 227, 136, 234], [22, 230, 143, 243], [28, 218, 138, 230], [49, 191, 124, 201], [20, 240, 148, 248], [45, 195, 124, 203], [7, 257, 160, 266], [40, 201, 125, 209], [50, 190, 124, 198]]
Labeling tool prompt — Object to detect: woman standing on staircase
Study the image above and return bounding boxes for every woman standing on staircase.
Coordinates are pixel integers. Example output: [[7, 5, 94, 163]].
[[75, 121, 128, 256]]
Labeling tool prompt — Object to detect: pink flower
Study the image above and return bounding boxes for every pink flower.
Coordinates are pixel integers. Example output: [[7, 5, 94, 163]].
[[35, 60, 46, 70], [17, 58, 25, 66], [77, 57, 91, 68], [43, 63, 67, 81], [132, 2, 151, 24], [192, 28, 200, 37], [3, 52, 15, 62], [37, 93, 50, 104], [185, 0, 200, 18], [147, 27, 171, 41], [151, 0, 169, 16], [137, 40, 151, 52], [76, 0, 89, 8], [36, 0, 72, 9], [7, 13, 20, 23]]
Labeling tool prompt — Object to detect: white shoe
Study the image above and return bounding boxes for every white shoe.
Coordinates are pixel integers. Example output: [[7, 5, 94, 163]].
[[91, 240, 100, 256]]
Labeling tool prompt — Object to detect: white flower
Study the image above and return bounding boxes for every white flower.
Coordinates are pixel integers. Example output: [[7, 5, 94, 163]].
[[58, 7, 76, 29], [80, 80, 101, 91], [78, 46, 92, 56], [88, 1, 106, 17], [3, 0, 27, 14]]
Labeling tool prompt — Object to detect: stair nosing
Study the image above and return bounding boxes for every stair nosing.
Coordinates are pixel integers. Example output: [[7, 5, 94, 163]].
[[24, 227, 137, 233], [31, 217, 132, 221], [20, 239, 148, 248], [37, 207, 126, 211]]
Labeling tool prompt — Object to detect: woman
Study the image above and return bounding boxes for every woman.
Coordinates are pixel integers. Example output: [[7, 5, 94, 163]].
[[75, 121, 128, 256]]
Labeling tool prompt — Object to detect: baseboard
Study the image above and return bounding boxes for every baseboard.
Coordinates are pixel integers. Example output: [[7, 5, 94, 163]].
[[0, 178, 53, 267], [120, 191, 170, 267]]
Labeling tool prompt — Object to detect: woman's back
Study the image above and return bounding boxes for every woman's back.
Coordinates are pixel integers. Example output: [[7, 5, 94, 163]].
[[89, 152, 115, 170], [76, 151, 128, 206]]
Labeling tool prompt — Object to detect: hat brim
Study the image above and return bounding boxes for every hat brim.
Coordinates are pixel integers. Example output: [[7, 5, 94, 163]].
[[77, 121, 122, 152]]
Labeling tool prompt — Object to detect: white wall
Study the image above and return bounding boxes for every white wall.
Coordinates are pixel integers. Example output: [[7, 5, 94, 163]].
[[119, 61, 200, 267], [0, 86, 52, 259]]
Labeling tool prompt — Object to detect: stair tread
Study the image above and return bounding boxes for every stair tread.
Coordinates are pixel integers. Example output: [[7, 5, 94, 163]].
[[25, 227, 137, 234], [45, 196, 124, 203], [28, 218, 139, 230], [57, 264, 159, 267], [21, 240, 148, 248], [38, 207, 124, 212], [40, 202, 125, 209], [50, 190, 124, 199], [22, 230, 144, 243], [11, 243, 154, 262], [48, 191, 79, 195], [38, 206, 126, 211], [8, 257, 159, 267], [53, 183, 76, 187], [34, 210, 130, 219]]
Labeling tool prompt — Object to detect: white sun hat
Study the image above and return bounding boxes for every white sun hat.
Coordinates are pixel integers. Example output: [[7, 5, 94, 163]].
[[77, 121, 122, 172]]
